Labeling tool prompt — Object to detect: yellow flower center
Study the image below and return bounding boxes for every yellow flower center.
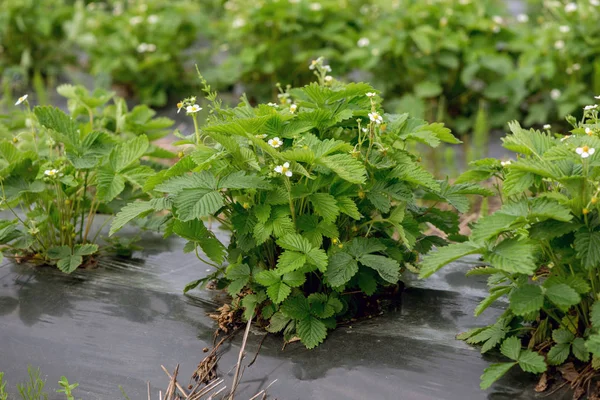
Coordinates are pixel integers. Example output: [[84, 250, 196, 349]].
[[583, 146, 590, 153], [177, 102, 183, 108]]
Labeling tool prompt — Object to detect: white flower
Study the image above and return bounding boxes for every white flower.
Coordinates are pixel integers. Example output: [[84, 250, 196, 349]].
[[517, 14, 529, 23], [366, 92, 377, 98], [368, 112, 383, 125], [137, 43, 149, 53], [561, 135, 571, 142], [357, 37, 370, 48], [176, 102, 184, 113], [274, 162, 293, 177], [492, 16, 504, 25], [586, 127, 594, 136], [595, 95, 600, 99], [289, 104, 298, 113], [44, 169, 59, 177], [268, 137, 283, 148], [576, 146, 595, 158], [550, 89, 561, 100], [15, 94, 28, 106], [565, 2, 577, 12], [591, 0, 600, 6], [129, 16, 143, 25], [146, 43, 156, 52], [147, 15, 159, 24], [309, 58, 321, 70], [585, 105, 599, 111], [559, 25, 571, 33], [324, 75, 333, 82], [232, 17, 246, 28], [362, 127, 368, 133], [554, 40, 565, 50], [500, 160, 512, 167], [566, 67, 573, 75], [543, 124, 552, 129], [186, 104, 202, 113], [267, 102, 278, 107], [309, 3, 322, 11], [323, 65, 332, 73], [573, 63, 581, 71], [255, 134, 268, 139]]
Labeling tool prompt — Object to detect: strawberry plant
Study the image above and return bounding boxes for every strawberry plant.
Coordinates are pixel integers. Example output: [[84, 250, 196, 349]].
[[111, 62, 487, 348], [0, 84, 175, 272], [420, 101, 600, 390]]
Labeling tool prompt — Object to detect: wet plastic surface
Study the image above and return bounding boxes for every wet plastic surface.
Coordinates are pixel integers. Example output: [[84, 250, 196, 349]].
[[0, 226, 572, 400]]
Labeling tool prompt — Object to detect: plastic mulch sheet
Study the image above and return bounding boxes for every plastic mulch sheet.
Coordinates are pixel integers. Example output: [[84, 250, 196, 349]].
[[0, 229, 568, 400]]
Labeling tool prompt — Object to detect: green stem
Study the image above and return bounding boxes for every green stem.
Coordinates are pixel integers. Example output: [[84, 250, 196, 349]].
[[192, 114, 201, 145]]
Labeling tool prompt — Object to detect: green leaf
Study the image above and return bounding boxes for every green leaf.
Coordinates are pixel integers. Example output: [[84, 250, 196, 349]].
[[586, 334, 600, 356], [281, 295, 310, 320], [109, 135, 149, 172], [336, 196, 361, 220], [47, 246, 71, 259], [509, 284, 544, 316], [357, 269, 378, 295], [553, 329, 575, 344], [474, 287, 511, 317], [266, 311, 291, 333], [500, 336, 522, 361], [283, 271, 306, 287], [574, 230, 600, 270], [591, 301, 600, 328], [480, 363, 516, 390], [544, 284, 580, 311], [310, 193, 340, 223], [266, 281, 292, 304], [56, 255, 83, 274], [73, 244, 98, 257], [297, 316, 327, 349], [358, 254, 400, 284], [547, 343, 570, 365], [517, 350, 547, 373], [174, 189, 224, 221], [484, 239, 537, 275], [277, 233, 313, 253], [325, 252, 358, 287], [318, 154, 367, 184], [391, 162, 440, 191], [419, 241, 484, 278], [276, 251, 307, 274], [255, 270, 280, 286], [572, 338, 590, 362], [96, 169, 125, 203], [218, 171, 272, 190], [110, 198, 171, 236]]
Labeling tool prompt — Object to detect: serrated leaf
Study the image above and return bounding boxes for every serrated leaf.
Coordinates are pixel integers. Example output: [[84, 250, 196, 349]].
[[572, 338, 590, 362], [174, 189, 224, 221], [297, 316, 327, 349], [574, 230, 600, 270], [255, 270, 280, 286], [591, 301, 600, 328], [419, 241, 483, 278], [267, 281, 292, 304], [73, 244, 98, 256], [474, 287, 511, 317], [545, 284, 580, 311], [96, 169, 125, 203], [484, 239, 537, 275], [56, 255, 83, 274], [500, 336, 522, 361], [318, 154, 367, 184], [480, 363, 516, 390], [310, 193, 340, 223], [547, 343, 570, 365], [509, 284, 544, 316], [517, 350, 547, 373], [276, 251, 307, 273], [325, 252, 358, 287], [358, 254, 400, 284], [336, 196, 361, 220], [281, 295, 310, 320]]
